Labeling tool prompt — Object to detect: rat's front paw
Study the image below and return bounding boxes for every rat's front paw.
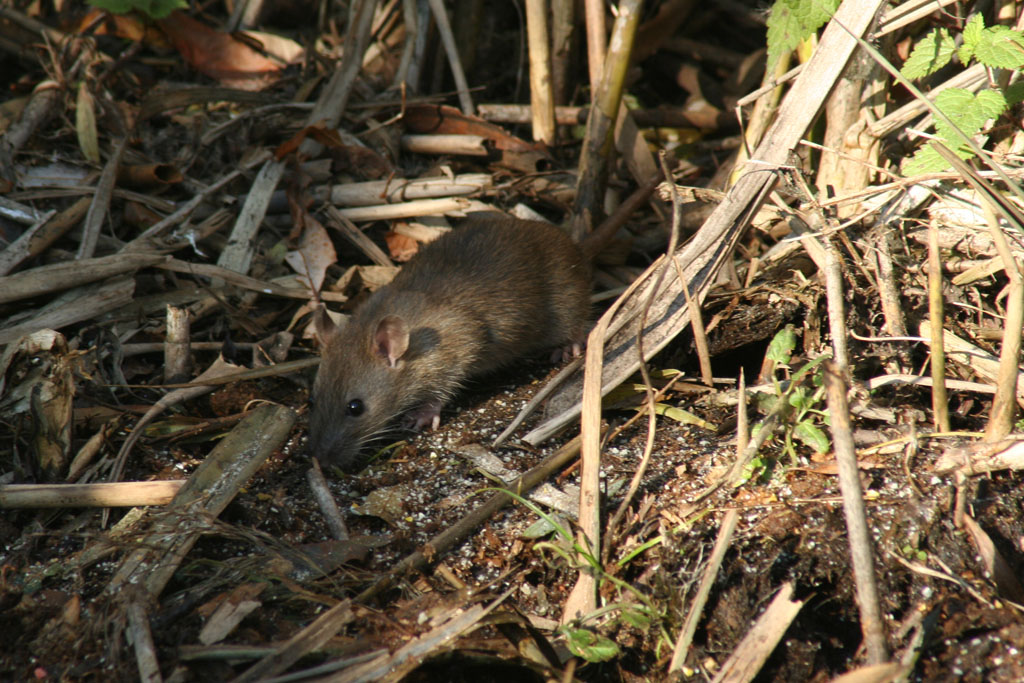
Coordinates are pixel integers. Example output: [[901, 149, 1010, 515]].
[[550, 342, 583, 364], [402, 398, 443, 431]]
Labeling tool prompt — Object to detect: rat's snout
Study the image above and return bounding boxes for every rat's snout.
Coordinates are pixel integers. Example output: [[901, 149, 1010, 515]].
[[306, 395, 362, 471], [306, 425, 362, 472]]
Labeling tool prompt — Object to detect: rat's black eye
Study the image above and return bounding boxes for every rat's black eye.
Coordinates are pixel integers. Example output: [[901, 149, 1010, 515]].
[[346, 399, 365, 417]]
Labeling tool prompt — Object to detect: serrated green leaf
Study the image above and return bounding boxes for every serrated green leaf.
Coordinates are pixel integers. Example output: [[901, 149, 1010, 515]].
[[963, 13, 985, 49], [766, 0, 840, 72], [932, 87, 999, 148], [793, 420, 830, 453], [974, 25, 1024, 69], [901, 29, 956, 80], [975, 88, 1008, 118], [959, 14, 983, 64], [902, 142, 963, 175], [564, 627, 620, 662]]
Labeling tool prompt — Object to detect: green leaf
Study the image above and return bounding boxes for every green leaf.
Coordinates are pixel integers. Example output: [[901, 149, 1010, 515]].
[[646, 403, 716, 430], [75, 83, 100, 164], [901, 29, 957, 79], [973, 25, 1024, 69], [620, 606, 652, 630], [787, 386, 814, 413], [975, 88, 1009, 118], [932, 88, 987, 144], [766, 325, 797, 364], [789, 354, 830, 384], [793, 420, 830, 454], [563, 627, 620, 662], [89, 0, 187, 19], [766, 0, 841, 72], [904, 87, 1010, 175], [1005, 82, 1024, 105], [89, 0, 135, 12], [902, 142, 960, 175], [959, 13, 985, 64]]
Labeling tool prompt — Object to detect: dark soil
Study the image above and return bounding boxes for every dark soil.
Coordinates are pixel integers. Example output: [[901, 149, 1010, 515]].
[[2, 1, 1024, 682]]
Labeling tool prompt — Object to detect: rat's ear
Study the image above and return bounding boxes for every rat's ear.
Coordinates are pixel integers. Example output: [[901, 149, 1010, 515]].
[[313, 305, 339, 345], [374, 315, 409, 367]]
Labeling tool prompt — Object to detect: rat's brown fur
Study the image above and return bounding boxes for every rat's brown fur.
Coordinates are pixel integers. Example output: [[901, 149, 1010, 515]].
[[308, 216, 591, 469]]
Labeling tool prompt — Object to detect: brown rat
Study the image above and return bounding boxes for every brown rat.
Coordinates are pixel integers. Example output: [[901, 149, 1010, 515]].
[[308, 215, 593, 469]]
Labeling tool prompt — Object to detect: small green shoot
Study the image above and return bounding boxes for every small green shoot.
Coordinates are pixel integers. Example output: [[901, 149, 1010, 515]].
[[758, 328, 832, 463]]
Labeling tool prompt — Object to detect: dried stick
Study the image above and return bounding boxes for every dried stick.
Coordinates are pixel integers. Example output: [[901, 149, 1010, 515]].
[[0, 481, 184, 508], [871, 230, 908, 337], [550, 0, 574, 106], [324, 206, 394, 266], [980, 202, 1023, 441], [525, 0, 556, 145], [77, 136, 128, 260], [0, 80, 61, 180], [231, 601, 355, 683], [823, 361, 890, 665], [824, 237, 851, 372], [107, 404, 296, 597], [603, 153, 680, 558], [0, 197, 85, 276], [124, 153, 268, 251], [307, 460, 350, 541], [571, 0, 642, 241], [0, 253, 165, 305], [394, 0, 418, 88], [668, 509, 738, 673], [582, 0, 606, 91], [164, 306, 191, 385], [427, 0, 475, 115], [127, 601, 162, 683], [927, 218, 951, 433]]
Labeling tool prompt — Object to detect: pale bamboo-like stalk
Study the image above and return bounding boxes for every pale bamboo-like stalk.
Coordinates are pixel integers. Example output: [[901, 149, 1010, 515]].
[[571, 0, 643, 241], [981, 202, 1023, 441], [525, 0, 556, 145], [927, 219, 951, 432], [583, 0, 606, 92]]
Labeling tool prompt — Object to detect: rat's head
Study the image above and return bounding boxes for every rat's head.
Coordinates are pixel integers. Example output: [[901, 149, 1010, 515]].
[[307, 307, 413, 470]]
